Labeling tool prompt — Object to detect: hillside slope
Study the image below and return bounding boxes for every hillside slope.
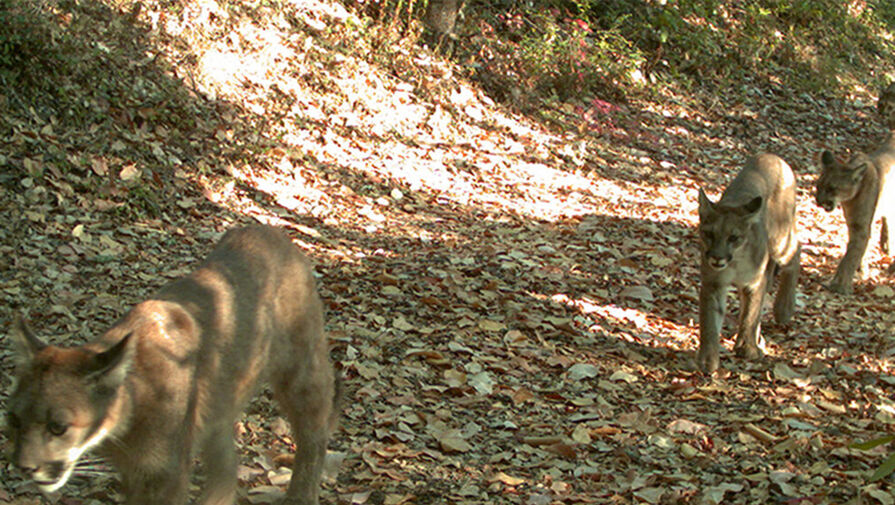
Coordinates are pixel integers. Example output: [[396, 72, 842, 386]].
[[1, 0, 895, 504]]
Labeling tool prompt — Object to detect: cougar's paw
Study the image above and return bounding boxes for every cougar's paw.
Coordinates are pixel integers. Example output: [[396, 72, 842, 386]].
[[275, 498, 317, 505], [772, 301, 794, 325], [695, 347, 720, 374], [733, 342, 763, 360], [827, 281, 852, 295]]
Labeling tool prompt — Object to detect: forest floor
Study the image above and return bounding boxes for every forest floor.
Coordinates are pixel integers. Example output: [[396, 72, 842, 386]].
[[2, 0, 895, 504]]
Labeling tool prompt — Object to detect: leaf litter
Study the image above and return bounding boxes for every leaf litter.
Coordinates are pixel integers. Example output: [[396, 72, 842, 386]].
[[0, 0, 895, 504]]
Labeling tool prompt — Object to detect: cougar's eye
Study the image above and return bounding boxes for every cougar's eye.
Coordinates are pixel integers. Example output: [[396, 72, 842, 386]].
[[47, 421, 68, 437], [728, 234, 741, 244]]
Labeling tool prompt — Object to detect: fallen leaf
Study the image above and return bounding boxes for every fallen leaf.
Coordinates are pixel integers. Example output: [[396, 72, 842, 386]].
[[568, 363, 600, 381], [872, 285, 895, 298], [608, 369, 639, 383], [702, 483, 744, 505], [478, 319, 507, 332], [490, 472, 526, 486], [667, 418, 708, 435], [619, 285, 654, 301]]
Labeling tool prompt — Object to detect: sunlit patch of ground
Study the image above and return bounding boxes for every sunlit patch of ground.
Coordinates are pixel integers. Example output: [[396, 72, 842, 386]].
[[4, 0, 895, 503]]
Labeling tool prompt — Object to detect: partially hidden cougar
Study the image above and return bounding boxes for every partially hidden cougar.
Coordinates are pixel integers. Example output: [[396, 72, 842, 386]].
[[878, 81, 895, 130], [815, 138, 895, 294], [5, 225, 337, 505], [696, 153, 801, 373]]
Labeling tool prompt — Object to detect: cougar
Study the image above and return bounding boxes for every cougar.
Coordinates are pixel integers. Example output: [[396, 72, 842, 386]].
[[815, 137, 895, 294], [696, 153, 801, 373], [5, 225, 338, 505], [878, 81, 895, 130]]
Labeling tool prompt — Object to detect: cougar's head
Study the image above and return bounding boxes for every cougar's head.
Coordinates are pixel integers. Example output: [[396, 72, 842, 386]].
[[815, 150, 869, 212], [6, 315, 133, 494], [879, 82, 895, 130], [697, 188, 763, 271]]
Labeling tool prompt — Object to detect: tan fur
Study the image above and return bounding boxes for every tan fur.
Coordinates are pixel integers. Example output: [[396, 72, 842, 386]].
[[879, 82, 895, 130], [696, 153, 801, 373], [6, 225, 337, 505], [815, 138, 895, 294]]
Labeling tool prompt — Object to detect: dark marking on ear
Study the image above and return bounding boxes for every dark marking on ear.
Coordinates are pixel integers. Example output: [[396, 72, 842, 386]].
[[87, 332, 135, 392], [848, 154, 872, 180], [9, 313, 46, 364], [821, 150, 836, 168], [697, 188, 715, 221], [743, 196, 763, 215]]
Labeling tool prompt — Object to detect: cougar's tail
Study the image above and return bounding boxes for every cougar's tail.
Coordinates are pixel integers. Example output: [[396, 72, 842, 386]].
[[328, 368, 342, 433]]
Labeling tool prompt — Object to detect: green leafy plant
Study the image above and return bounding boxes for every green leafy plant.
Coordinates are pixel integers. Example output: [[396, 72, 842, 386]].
[[463, 0, 894, 101], [852, 435, 895, 481], [466, 5, 646, 104], [517, 13, 643, 99], [0, 1, 59, 79]]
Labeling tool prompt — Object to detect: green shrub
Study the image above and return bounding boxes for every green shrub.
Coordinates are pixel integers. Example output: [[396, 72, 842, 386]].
[[0, 1, 60, 82], [467, 5, 645, 104], [517, 13, 644, 99], [459, 0, 895, 102], [585, 0, 893, 92]]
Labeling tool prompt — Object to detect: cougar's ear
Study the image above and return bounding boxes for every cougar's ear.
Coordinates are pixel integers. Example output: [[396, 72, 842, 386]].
[[87, 332, 135, 392], [820, 150, 837, 169], [742, 196, 763, 220], [9, 313, 46, 365], [848, 153, 872, 181], [697, 188, 714, 220]]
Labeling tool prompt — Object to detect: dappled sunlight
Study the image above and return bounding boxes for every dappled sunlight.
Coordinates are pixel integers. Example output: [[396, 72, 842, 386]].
[[547, 292, 695, 352], [8, 0, 895, 502], [150, 0, 701, 225]]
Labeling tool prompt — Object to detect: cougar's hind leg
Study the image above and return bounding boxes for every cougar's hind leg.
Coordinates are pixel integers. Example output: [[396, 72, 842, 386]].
[[765, 262, 779, 294], [882, 215, 891, 256], [882, 217, 895, 273], [773, 243, 800, 324]]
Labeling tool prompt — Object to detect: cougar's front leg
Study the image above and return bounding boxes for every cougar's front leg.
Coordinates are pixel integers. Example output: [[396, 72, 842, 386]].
[[121, 466, 190, 505], [733, 270, 768, 360], [696, 277, 727, 374], [197, 423, 238, 505], [831, 217, 872, 294], [272, 340, 335, 504], [115, 425, 193, 505]]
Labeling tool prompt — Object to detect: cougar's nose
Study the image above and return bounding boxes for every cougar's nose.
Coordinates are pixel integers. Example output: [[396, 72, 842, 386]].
[[45, 461, 65, 477], [708, 256, 728, 269]]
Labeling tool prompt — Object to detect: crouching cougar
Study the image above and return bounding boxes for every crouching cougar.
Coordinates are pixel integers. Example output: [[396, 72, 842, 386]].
[[5, 225, 338, 505], [696, 154, 801, 373]]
